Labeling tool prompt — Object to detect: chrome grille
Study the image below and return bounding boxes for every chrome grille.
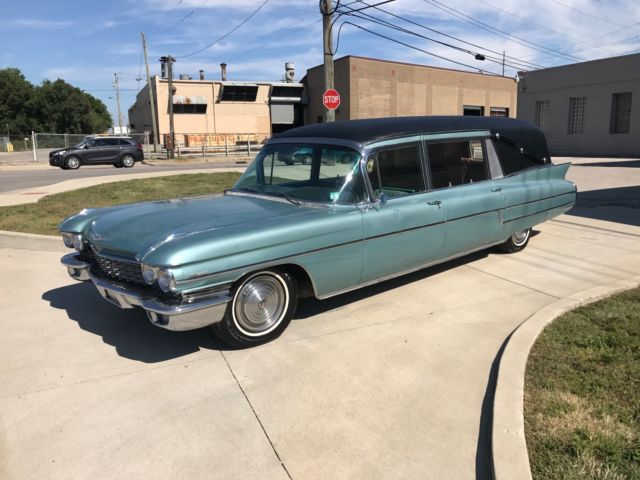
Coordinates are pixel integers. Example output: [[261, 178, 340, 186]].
[[89, 249, 145, 285]]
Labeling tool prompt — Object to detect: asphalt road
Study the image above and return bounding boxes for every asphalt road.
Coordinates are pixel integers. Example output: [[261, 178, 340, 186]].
[[0, 161, 245, 193]]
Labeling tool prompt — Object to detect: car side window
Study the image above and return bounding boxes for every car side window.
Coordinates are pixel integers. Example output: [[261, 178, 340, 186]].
[[366, 144, 425, 199], [118, 139, 133, 146], [426, 139, 489, 189], [94, 139, 107, 147], [102, 138, 120, 146]]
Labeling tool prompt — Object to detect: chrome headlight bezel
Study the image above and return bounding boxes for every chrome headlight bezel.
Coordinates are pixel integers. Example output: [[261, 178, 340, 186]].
[[157, 268, 176, 292], [141, 264, 158, 284], [61, 232, 85, 252], [61, 232, 75, 248]]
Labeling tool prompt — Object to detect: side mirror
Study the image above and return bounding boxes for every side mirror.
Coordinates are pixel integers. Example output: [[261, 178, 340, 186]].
[[378, 191, 388, 205], [84, 144, 90, 149]]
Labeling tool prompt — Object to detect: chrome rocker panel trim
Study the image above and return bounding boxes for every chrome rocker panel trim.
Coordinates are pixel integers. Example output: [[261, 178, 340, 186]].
[[61, 253, 230, 331]]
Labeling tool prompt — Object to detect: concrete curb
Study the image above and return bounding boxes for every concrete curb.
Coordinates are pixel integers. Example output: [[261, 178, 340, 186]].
[[0, 230, 66, 252], [491, 275, 640, 480]]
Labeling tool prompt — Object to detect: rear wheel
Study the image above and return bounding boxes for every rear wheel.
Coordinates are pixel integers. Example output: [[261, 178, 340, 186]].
[[121, 154, 135, 168], [65, 156, 81, 170], [497, 228, 531, 253], [213, 270, 298, 348]]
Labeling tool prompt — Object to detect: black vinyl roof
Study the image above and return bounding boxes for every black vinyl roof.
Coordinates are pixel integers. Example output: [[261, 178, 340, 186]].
[[275, 116, 551, 173]]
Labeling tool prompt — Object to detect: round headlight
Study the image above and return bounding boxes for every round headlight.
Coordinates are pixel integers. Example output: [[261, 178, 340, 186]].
[[157, 269, 176, 292], [141, 264, 158, 284], [61, 232, 74, 248], [72, 234, 85, 252]]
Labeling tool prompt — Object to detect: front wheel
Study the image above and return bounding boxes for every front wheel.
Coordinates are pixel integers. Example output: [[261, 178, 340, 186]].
[[213, 270, 298, 348], [65, 156, 81, 170], [497, 228, 531, 253]]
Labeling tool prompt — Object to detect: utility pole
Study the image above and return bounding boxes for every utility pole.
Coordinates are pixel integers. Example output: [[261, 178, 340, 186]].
[[141, 32, 160, 153], [166, 55, 176, 159], [502, 50, 505, 76], [112, 73, 123, 133], [321, 0, 335, 122]]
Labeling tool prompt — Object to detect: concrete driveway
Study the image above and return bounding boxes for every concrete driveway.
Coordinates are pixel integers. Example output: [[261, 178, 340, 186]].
[[1, 158, 639, 479]]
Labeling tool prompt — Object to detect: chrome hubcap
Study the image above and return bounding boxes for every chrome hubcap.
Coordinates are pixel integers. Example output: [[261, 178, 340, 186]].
[[233, 274, 288, 336], [512, 229, 530, 246], [123, 156, 133, 166], [68, 158, 79, 168]]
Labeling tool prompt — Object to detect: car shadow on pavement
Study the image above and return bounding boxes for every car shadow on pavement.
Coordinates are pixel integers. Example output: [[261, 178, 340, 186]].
[[42, 282, 232, 363], [567, 185, 640, 227]]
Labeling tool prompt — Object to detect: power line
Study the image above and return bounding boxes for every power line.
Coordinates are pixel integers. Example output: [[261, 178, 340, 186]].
[[472, 0, 620, 57], [179, 0, 209, 23], [338, 2, 544, 71], [340, 21, 501, 75], [421, 0, 585, 63], [345, 0, 545, 69], [176, 0, 271, 59], [545, 0, 628, 28]]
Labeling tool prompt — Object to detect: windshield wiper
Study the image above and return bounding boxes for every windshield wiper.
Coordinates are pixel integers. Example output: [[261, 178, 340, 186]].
[[229, 187, 304, 205]]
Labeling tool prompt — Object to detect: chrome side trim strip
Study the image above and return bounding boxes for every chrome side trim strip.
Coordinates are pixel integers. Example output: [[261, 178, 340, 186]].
[[317, 239, 505, 300]]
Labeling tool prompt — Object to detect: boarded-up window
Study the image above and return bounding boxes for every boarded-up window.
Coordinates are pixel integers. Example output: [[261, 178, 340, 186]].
[[534, 100, 550, 129], [610, 92, 632, 134], [568, 97, 586, 135]]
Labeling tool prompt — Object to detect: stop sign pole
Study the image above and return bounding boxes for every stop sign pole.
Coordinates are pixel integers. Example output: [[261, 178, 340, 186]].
[[323, 89, 341, 112], [321, 0, 335, 122]]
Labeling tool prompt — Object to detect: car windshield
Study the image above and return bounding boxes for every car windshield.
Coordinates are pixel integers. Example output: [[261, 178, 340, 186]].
[[231, 143, 365, 205]]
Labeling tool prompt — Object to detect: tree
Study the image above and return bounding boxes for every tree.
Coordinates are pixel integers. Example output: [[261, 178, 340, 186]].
[[0, 68, 36, 135], [0, 67, 112, 134]]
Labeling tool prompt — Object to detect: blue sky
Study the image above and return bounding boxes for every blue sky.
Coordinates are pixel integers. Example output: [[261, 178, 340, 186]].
[[1, 0, 638, 128]]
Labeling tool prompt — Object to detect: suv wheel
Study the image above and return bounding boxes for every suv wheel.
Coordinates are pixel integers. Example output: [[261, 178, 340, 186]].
[[121, 154, 135, 168], [65, 156, 81, 170]]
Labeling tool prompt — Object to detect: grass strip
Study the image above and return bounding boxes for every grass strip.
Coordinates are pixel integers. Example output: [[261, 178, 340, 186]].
[[525, 287, 640, 480], [0, 172, 241, 236]]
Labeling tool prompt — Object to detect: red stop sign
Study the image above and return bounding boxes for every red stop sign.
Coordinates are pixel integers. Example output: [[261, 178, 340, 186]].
[[323, 89, 341, 110]]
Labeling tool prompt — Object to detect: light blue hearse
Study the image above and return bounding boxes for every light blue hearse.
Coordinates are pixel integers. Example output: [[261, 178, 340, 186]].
[[60, 116, 576, 347]]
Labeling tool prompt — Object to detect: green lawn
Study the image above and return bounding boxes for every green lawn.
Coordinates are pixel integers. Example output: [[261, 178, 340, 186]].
[[525, 287, 640, 480], [0, 172, 241, 235]]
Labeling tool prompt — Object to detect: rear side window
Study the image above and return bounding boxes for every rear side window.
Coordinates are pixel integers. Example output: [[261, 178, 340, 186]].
[[96, 138, 120, 147], [366, 144, 425, 198], [427, 139, 488, 189]]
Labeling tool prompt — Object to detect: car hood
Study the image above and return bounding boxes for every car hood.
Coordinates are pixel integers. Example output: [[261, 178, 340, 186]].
[[83, 194, 330, 262]]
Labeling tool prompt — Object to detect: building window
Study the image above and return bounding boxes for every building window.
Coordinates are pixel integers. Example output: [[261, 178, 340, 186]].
[[568, 97, 586, 135], [463, 105, 485, 116], [220, 85, 258, 102], [610, 92, 632, 134], [490, 107, 509, 117], [172, 103, 207, 114], [534, 100, 550, 129]]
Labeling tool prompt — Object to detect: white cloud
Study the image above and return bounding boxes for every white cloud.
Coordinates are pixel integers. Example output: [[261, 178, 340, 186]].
[[11, 18, 75, 29]]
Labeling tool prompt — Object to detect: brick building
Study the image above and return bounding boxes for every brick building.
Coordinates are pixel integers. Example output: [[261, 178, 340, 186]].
[[517, 53, 639, 157], [304, 55, 518, 124]]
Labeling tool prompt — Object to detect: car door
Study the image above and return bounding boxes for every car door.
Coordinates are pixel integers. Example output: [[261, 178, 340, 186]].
[[424, 135, 505, 259], [99, 138, 121, 163], [360, 140, 446, 283], [81, 138, 101, 164]]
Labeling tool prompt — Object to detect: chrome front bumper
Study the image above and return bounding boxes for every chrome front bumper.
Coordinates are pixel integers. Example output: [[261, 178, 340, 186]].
[[61, 253, 230, 331]]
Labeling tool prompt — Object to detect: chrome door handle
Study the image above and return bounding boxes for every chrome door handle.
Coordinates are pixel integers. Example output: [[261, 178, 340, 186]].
[[427, 200, 442, 206], [491, 187, 502, 192]]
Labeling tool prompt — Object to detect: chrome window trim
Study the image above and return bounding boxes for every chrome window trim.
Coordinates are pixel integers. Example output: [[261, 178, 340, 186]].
[[485, 138, 504, 179]]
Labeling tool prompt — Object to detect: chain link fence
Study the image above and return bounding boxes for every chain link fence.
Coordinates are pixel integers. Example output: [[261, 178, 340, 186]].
[[0, 132, 271, 164], [0, 132, 271, 163]]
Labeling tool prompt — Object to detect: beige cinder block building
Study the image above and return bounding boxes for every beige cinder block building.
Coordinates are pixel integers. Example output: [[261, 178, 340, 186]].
[[517, 53, 640, 157], [304, 55, 517, 123], [128, 66, 304, 148]]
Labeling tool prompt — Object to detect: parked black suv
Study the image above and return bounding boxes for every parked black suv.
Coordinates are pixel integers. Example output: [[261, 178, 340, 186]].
[[49, 136, 144, 169]]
